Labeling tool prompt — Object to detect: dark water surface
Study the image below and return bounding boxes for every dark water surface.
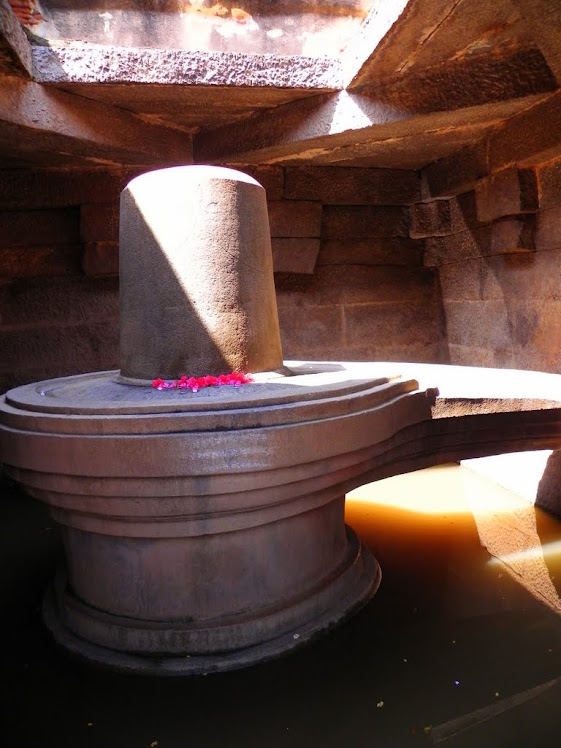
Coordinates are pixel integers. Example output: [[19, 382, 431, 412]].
[[2, 462, 560, 748]]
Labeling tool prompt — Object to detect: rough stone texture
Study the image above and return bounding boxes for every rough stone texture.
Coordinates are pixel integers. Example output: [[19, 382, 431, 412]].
[[284, 166, 421, 205], [344, 301, 444, 349], [196, 88, 539, 169], [276, 261, 444, 363], [0, 76, 193, 169], [0, 168, 142, 210], [0, 207, 80, 247], [537, 158, 561, 209], [277, 304, 345, 353], [345, 0, 531, 86], [436, 261, 483, 302], [322, 205, 409, 239], [119, 165, 283, 380], [1, 0, 558, 176], [32, 44, 343, 90], [318, 237, 423, 267], [423, 143, 488, 199], [413, 127, 561, 375], [0, 169, 135, 389], [444, 300, 512, 349], [488, 91, 561, 171], [82, 241, 119, 277], [410, 192, 478, 239], [359, 47, 556, 116], [0, 244, 80, 278], [268, 200, 322, 238], [424, 217, 534, 266], [480, 251, 561, 301], [475, 167, 539, 223], [535, 205, 561, 249], [271, 238, 320, 275], [235, 165, 284, 201], [0, 321, 119, 383], [0, 276, 119, 327], [0, 274, 119, 392], [80, 202, 119, 243], [512, 0, 561, 85], [302, 265, 438, 306]]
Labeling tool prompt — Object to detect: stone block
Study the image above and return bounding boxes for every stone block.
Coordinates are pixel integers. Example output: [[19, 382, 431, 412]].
[[423, 143, 488, 198], [423, 217, 533, 266], [80, 203, 120, 243], [322, 341, 448, 365], [274, 274, 314, 296], [475, 167, 538, 223], [438, 260, 483, 302], [0, 366, 68, 394], [0, 322, 120, 375], [344, 301, 444, 348], [410, 200, 451, 239], [535, 205, 561, 249], [490, 216, 535, 253], [271, 238, 320, 275], [537, 159, 561, 209], [0, 277, 119, 326], [317, 237, 423, 267], [0, 168, 140, 210], [82, 242, 120, 276], [501, 299, 561, 372], [0, 245, 80, 278], [284, 167, 420, 205], [444, 300, 511, 348], [311, 265, 439, 306], [480, 249, 561, 301], [410, 192, 477, 238], [0, 208, 80, 247], [234, 166, 284, 200], [488, 90, 561, 172], [448, 343, 515, 369], [277, 304, 344, 355], [322, 206, 409, 239], [268, 201, 322, 238]]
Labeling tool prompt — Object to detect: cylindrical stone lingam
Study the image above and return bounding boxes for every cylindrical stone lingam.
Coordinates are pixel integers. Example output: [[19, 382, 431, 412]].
[[119, 165, 283, 382]]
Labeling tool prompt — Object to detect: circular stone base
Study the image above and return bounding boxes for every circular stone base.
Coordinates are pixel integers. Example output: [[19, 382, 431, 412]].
[[42, 533, 380, 676]]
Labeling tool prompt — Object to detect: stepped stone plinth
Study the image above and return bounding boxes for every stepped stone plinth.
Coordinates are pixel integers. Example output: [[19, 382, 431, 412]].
[[0, 166, 433, 674]]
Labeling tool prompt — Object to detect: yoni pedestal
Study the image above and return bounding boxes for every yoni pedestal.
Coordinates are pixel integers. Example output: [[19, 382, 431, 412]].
[[0, 363, 437, 674]]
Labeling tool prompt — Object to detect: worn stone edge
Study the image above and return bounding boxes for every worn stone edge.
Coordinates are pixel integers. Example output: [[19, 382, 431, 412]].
[[32, 42, 343, 89]]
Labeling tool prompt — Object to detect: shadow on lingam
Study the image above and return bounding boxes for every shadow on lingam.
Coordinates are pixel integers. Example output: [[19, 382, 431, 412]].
[[0, 165, 437, 675]]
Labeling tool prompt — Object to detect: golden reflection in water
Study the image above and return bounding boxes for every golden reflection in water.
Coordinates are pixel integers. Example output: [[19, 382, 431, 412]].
[[346, 462, 561, 616]]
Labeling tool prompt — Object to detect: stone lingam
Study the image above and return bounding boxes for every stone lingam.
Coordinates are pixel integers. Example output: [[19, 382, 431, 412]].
[[0, 166, 435, 675]]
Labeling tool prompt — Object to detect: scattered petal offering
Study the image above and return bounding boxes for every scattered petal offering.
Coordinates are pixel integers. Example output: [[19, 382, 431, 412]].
[[152, 372, 253, 392]]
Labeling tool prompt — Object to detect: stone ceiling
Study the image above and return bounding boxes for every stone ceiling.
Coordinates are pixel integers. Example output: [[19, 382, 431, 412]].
[[1, 0, 561, 171]]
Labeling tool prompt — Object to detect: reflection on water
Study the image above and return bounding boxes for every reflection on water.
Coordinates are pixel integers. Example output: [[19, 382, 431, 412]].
[[3, 459, 561, 747], [347, 461, 561, 616], [345, 461, 561, 745]]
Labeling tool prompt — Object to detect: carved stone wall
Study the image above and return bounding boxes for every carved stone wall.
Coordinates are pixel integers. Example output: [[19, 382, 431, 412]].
[[416, 146, 561, 372], [0, 164, 447, 392]]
